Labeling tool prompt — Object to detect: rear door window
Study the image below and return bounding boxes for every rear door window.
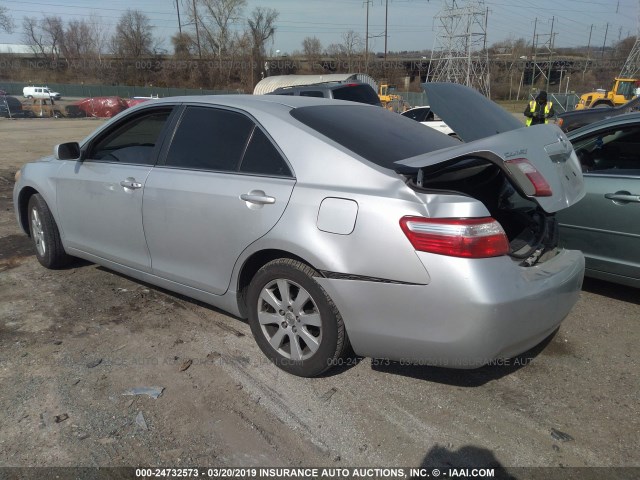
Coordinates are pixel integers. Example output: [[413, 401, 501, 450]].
[[165, 106, 254, 172], [240, 128, 292, 177]]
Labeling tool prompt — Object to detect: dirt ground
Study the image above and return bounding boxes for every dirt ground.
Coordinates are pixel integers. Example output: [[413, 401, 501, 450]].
[[0, 119, 638, 474]]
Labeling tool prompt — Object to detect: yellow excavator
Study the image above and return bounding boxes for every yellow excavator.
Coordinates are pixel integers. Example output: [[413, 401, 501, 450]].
[[575, 77, 639, 110], [378, 84, 409, 112]]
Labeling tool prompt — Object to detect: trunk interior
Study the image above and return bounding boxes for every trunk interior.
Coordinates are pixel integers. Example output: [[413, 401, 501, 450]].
[[404, 158, 559, 266]]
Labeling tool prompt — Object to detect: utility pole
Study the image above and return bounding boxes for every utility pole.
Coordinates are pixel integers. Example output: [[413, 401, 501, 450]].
[[384, 0, 389, 59], [192, 0, 202, 58], [484, 6, 489, 51], [531, 17, 537, 87], [583, 24, 593, 80], [601, 22, 609, 59], [365, 0, 370, 73], [546, 16, 555, 92], [176, 0, 182, 35]]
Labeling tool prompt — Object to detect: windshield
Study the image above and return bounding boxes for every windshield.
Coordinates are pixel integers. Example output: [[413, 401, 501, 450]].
[[290, 105, 458, 170], [616, 81, 636, 98]]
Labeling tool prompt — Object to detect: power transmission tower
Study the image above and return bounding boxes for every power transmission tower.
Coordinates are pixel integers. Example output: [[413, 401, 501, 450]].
[[620, 0, 640, 77], [428, 0, 491, 97]]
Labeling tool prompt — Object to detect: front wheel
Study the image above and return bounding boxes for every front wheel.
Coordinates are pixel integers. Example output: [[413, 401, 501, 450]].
[[28, 194, 72, 269], [246, 259, 349, 377]]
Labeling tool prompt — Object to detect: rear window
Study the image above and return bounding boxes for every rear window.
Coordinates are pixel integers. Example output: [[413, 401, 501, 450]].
[[290, 105, 458, 169], [332, 85, 381, 106]]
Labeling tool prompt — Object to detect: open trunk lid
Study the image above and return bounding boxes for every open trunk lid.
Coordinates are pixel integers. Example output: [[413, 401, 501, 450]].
[[396, 122, 585, 213]]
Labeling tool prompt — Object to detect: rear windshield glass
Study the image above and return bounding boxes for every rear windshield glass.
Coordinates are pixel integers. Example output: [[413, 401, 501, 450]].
[[332, 85, 381, 106], [290, 105, 458, 170]]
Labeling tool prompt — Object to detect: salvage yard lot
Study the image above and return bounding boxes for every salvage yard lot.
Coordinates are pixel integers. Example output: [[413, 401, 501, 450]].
[[0, 118, 638, 472]]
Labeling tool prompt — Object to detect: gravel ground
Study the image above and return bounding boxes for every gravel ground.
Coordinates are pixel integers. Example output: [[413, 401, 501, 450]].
[[0, 118, 638, 477]]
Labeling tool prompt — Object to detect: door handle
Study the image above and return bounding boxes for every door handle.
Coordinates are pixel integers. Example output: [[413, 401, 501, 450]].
[[604, 192, 640, 204], [120, 177, 142, 190], [240, 192, 276, 205]]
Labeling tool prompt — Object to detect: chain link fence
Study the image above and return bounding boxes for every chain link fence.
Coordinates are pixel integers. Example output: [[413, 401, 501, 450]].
[[0, 81, 240, 98], [528, 93, 581, 113]]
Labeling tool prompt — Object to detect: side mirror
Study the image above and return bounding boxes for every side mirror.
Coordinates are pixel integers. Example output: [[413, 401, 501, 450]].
[[54, 142, 81, 161]]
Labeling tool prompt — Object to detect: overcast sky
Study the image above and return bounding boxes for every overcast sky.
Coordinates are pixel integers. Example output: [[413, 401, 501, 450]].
[[0, 0, 637, 53]]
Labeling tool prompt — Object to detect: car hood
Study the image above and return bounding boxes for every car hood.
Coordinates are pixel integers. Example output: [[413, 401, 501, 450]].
[[397, 89, 585, 213], [421, 82, 523, 142]]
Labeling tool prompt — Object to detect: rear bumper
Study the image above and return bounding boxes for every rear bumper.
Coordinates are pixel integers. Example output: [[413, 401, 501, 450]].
[[315, 249, 584, 368]]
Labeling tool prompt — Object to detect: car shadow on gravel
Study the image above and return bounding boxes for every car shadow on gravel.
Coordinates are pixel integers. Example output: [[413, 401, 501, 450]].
[[582, 277, 639, 305], [412, 444, 515, 479], [369, 331, 556, 387], [94, 266, 248, 326]]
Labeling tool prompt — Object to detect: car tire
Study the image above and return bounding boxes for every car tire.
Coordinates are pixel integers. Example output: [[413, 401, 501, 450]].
[[27, 194, 72, 269], [246, 258, 349, 377]]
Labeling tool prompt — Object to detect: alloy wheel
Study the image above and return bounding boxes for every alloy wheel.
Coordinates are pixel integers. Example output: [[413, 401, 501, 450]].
[[257, 279, 323, 361]]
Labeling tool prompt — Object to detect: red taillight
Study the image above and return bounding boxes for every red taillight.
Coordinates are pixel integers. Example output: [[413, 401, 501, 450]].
[[504, 158, 553, 197], [399, 216, 509, 258]]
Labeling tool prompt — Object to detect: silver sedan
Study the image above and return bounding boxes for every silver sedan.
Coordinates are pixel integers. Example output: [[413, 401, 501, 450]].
[[14, 84, 585, 377]]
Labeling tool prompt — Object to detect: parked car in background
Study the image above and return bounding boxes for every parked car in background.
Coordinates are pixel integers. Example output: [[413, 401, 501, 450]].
[[14, 85, 585, 377], [268, 81, 382, 106], [23, 86, 62, 100], [401, 106, 457, 137], [66, 96, 129, 118], [556, 95, 640, 132], [556, 112, 640, 287], [0, 95, 36, 118], [22, 98, 64, 118]]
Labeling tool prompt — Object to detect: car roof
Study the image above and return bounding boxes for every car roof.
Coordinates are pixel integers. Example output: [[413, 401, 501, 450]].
[[567, 111, 640, 138], [277, 81, 373, 88], [127, 94, 376, 112], [273, 82, 348, 90]]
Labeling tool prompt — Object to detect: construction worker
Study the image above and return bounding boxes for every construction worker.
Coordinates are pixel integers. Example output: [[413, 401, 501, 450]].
[[524, 90, 555, 126]]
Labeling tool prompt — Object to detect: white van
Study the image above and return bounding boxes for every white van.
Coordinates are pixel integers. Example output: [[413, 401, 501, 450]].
[[23, 86, 62, 100]]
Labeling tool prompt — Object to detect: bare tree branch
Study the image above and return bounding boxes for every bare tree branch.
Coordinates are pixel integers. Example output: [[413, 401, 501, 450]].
[[303, 36, 322, 72], [111, 10, 157, 59], [246, 7, 278, 84], [22, 15, 64, 64], [247, 7, 278, 57], [0, 3, 13, 33], [195, 0, 246, 58]]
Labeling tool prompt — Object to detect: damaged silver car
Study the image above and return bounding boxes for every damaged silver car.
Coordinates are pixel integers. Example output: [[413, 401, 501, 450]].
[[14, 83, 585, 377]]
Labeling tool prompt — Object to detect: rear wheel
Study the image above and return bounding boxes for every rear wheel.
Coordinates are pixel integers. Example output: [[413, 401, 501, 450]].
[[28, 194, 72, 269], [246, 258, 348, 377]]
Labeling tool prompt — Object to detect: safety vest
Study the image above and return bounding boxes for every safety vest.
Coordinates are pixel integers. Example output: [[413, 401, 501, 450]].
[[526, 100, 552, 126]]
